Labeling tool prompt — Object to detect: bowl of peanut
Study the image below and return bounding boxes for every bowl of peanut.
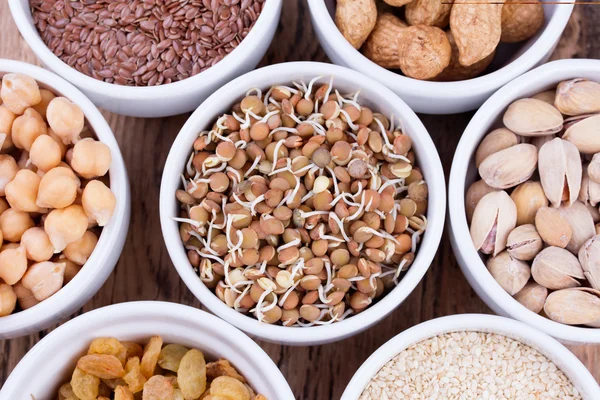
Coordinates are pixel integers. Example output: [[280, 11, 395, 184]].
[[160, 62, 446, 345], [0, 301, 294, 399], [0, 59, 130, 339], [449, 58, 600, 345], [307, 0, 573, 114]]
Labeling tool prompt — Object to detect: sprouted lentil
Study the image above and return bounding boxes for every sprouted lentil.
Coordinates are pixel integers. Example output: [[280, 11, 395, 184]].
[[175, 76, 428, 326]]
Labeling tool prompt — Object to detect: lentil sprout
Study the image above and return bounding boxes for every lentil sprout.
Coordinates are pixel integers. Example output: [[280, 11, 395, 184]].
[[175, 76, 429, 327]]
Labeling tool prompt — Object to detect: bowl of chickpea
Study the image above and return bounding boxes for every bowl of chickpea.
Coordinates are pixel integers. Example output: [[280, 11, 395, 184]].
[[0, 59, 130, 339]]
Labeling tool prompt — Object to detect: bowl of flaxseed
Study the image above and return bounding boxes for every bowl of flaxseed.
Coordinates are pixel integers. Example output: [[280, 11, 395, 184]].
[[159, 62, 446, 346], [9, 0, 282, 117]]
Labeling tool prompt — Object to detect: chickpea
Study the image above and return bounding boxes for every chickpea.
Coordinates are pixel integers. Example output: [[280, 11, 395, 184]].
[[1, 73, 42, 115], [46, 97, 84, 144], [36, 166, 79, 209], [32, 89, 56, 119], [0, 228, 2, 247], [0, 207, 34, 242], [0, 198, 8, 215], [44, 205, 89, 252], [0, 154, 19, 196], [82, 180, 116, 227], [21, 227, 54, 262], [71, 138, 111, 179], [13, 282, 39, 310], [0, 284, 17, 317], [11, 108, 47, 151], [64, 230, 98, 265], [0, 246, 27, 285], [21, 261, 67, 301], [63, 258, 81, 284], [30, 134, 62, 171], [5, 169, 43, 212], [0, 105, 16, 150], [47, 128, 67, 158]]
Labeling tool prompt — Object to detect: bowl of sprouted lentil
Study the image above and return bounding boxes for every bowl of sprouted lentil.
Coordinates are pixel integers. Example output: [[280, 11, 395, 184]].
[[449, 59, 600, 345], [8, 0, 282, 117], [0, 301, 294, 399], [160, 62, 446, 345], [0, 59, 130, 339], [343, 314, 600, 400]]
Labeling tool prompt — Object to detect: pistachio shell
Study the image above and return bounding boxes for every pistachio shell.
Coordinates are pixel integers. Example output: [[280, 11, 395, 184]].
[[506, 224, 542, 261], [531, 246, 584, 290], [465, 179, 495, 223], [588, 153, 600, 183], [559, 200, 596, 254], [503, 98, 563, 136], [487, 251, 530, 295], [563, 113, 596, 131], [513, 281, 548, 313], [510, 181, 548, 225], [538, 138, 582, 208], [535, 207, 572, 248], [579, 235, 600, 291], [478, 143, 537, 189], [470, 191, 517, 256], [555, 79, 600, 116], [544, 288, 600, 327], [531, 90, 556, 105], [475, 128, 519, 168], [579, 166, 600, 206], [563, 114, 600, 154], [531, 135, 555, 153]]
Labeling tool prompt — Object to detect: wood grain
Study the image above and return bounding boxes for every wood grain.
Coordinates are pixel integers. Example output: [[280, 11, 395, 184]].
[[1, 2, 599, 399]]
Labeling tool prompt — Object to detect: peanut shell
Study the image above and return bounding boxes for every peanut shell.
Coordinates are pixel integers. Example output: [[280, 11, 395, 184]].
[[500, 0, 544, 43], [336, 0, 377, 49], [397, 25, 451, 80]]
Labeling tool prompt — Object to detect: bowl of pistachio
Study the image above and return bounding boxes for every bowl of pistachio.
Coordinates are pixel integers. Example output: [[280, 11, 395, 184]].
[[449, 58, 600, 344]]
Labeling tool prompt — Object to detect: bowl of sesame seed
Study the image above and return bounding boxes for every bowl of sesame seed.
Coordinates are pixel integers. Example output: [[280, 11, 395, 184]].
[[343, 314, 600, 400], [159, 61, 445, 345], [9, 0, 282, 117]]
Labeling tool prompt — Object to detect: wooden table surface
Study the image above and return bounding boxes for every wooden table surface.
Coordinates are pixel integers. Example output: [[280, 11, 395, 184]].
[[1, 1, 599, 399]]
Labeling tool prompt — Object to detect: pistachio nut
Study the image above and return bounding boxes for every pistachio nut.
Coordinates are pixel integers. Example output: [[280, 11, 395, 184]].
[[588, 153, 600, 183], [590, 205, 600, 224], [563, 114, 600, 154], [559, 200, 596, 254], [538, 138, 582, 208], [470, 191, 517, 256], [478, 143, 537, 189], [579, 235, 600, 291], [510, 181, 548, 225], [513, 281, 548, 314], [531, 90, 556, 105], [465, 179, 495, 223], [475, 128, 519, 168], [534, 206, 572, 248], [502, 98, 563, 136], [544, 287, 600, 327], [579, 166, 600, 206], [506, 224, 542, 261], [563, 113, 595, 131], [531, 246, 584, 290], [486, 251, 530, 295], [555, 78, 600, 116]]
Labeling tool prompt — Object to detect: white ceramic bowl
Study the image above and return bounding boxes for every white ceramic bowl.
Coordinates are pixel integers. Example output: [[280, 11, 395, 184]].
[[0, 301, 295, 399], [449, 59, 600, 345], [307, 0, 574, 115], [160, 61, 446, 346], [342, 314, 600, 399], [8, 0, 282, 117], [0, 59, 130, 339]]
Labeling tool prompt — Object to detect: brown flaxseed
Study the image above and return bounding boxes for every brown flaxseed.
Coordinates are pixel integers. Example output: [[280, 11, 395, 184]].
[[30, 0, 265, 86]]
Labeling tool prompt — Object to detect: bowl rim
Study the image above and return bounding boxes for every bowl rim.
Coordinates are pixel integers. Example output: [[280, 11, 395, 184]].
[[0, 59, 130, 337], [0, 301, 295, 399], [306, 0, 574, 97], [448, 58, 600, 344], [8, 0, 282, 100], [341, 313, 600, 399], [159, 61, 446, 345]]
